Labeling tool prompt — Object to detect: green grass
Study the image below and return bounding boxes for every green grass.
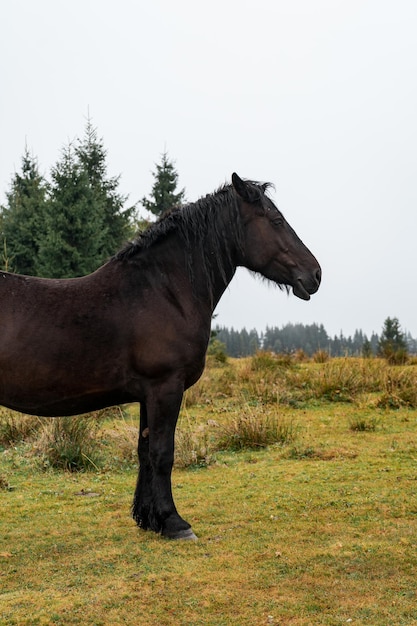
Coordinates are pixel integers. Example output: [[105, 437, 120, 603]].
[[1, 357, 417, 624]]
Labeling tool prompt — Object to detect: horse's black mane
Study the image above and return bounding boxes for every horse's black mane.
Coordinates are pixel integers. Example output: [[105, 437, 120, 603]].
[[116, 181, 272, 260], [114, 180, 273, 300]]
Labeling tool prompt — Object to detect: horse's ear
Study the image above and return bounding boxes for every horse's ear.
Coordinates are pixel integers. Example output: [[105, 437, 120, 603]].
[[232, 173, 258, 203]]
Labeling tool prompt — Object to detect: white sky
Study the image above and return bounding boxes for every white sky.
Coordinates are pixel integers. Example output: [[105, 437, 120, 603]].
[[1, 0, 417, 338]]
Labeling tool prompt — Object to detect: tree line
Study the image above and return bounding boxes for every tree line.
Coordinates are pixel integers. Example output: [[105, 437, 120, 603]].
[[0, 119, 183, 277], [215, 318, 416, 359]]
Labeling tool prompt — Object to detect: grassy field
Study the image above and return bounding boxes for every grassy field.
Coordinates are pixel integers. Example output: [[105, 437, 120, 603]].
[[1, 355, 417, 625]]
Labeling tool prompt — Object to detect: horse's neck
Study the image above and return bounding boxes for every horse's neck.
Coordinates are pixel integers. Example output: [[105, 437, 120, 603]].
[[155, 227, 237, 313]]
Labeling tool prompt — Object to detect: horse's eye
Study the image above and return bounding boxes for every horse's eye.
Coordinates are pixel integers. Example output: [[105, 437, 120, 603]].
[[271, 216, 284, 228]]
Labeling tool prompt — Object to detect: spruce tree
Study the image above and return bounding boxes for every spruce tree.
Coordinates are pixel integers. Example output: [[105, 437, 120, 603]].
[[36, 120, 135, 278], [0, 149, 47, 274], [1, 123, 134, 278], [378, 317, 408, 363], [141, 151, 185, 217], [36, 143, 106, 278], [362, 338, 373, 358], [75, 119, 135, 255]]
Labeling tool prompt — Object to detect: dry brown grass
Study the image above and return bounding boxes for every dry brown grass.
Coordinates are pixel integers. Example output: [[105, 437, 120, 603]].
[[0, 408, 41, 446]]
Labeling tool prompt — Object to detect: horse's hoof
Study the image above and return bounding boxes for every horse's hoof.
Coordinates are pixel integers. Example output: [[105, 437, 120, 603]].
[[164, 528, 198, 541]]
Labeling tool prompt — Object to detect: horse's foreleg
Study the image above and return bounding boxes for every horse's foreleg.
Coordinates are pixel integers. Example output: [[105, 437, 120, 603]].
[[137, 384, 197, 540], [132, 403, 153, 530]]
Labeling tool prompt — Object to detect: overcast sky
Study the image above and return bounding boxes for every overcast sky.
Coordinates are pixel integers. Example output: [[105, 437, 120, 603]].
[[2, 0, 417, 339]]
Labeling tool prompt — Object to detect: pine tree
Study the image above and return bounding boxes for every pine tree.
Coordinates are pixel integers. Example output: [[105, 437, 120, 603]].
[[362, 338, 373, 358], [378, 317, 408, 364], [248, 329, 260, 354], [141, 151, 185, 217], [1, 122, 134, 278], [36, 120, 135, 278], [36, 143, 107, 278], [0, 149, 47, 274], [75, 119, 135, 255]]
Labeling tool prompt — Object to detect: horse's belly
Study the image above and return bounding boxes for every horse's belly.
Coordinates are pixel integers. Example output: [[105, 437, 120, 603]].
[[0, 344, 131, 416]]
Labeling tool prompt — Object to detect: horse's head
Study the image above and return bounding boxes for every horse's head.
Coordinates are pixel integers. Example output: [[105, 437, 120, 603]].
[[232, 173, 321, 300]]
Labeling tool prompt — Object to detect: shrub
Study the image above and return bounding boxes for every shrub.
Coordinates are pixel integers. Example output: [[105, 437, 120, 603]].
[[175, 422, 214, 468], [299, 358, 387, 403], [175, 404, 297, 464], [251, 350, 293, 372], [235, 354, 298, 406], [217, 405, 296, 451], [174, 412, 220, 468], [207, 339, 228, 364], [293, 349, 308, 363], [348, 414, 379, 431], [0, 409, 41, 446], [34, 414, 105, 471], [385, 348, 409, 366], [312, 350, 330, 363], [311, 359, 364, 402], [377, 368, 417, 408]]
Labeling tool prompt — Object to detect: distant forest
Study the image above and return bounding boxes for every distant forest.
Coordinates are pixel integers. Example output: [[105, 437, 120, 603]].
[[215, 323, 417, 358]]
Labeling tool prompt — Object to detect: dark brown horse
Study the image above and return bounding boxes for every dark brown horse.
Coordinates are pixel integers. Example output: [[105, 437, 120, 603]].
[[0, 174, 321, 539]]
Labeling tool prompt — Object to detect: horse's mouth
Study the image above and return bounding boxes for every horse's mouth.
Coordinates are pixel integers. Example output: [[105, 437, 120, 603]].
[[292, 279, 311, 301]]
